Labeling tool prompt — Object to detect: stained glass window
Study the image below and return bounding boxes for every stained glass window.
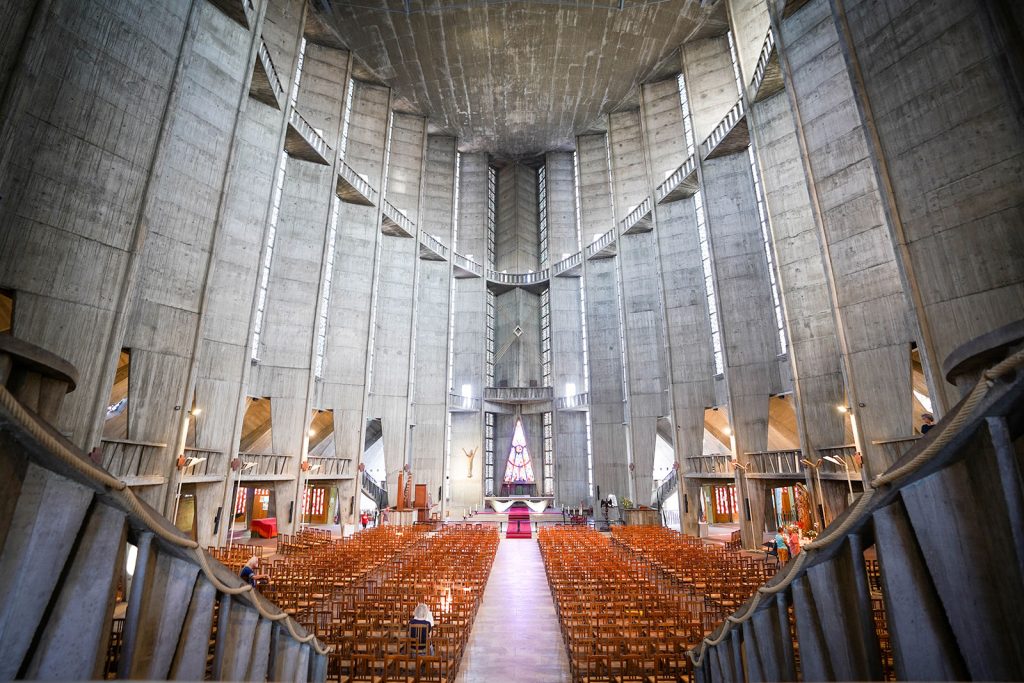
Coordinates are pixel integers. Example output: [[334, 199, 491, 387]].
[[302, 487, 325, 516], [502, 418, 535, 485]]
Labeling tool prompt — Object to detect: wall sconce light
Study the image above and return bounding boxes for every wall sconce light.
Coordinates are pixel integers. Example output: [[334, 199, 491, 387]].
[[836, 405, 848, 414]]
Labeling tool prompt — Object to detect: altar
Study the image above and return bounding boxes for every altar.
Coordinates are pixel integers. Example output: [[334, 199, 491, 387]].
[[485, 495, 554, 513]]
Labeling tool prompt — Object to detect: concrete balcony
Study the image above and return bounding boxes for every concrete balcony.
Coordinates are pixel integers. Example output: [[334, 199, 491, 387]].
[[815, 444, 862, 481], [551, 251, 583, 277], [449, 393, 481, 412], [304, 456, 353, 479], [555, 392, 589, 411], [485, 268, 550, 292], [655, 155, 699, 204], [381, 199, 415, 237], [750, 27, 783, 103], [419, 232, 449, 261], [99, 438, 168, 486], [179, 446, 226, 483], [285, 109, 332, 165], [683, 454, 736, 478], [250, 39, 284, 110], [585, 228, 617, 260], [236, 452, 293, 480], [452, 252, 483, 279], [620, 195, 654, 234], [484, 385, 554, 404], [744, 448, 804, 479], [207, 0, 255, 28], [701, 98, 749, 160], [336, 160, 378, 206]]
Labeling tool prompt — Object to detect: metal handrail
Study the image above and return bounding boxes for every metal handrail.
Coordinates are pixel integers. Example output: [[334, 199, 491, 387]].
[[750, 26, 776, 95], [288, 108, 331, 160], [619, 195, 652, 232], [257, 39, 284, 104], [181, 446, 226, 478], [551, 251, 583, 274], [584, 228, 616, 258], [700, 98, 745, 159], [305, 456, 348, 477], [382, 198, 416, 234], [484, 386, 554, 402], [451, 252, 483, 276], [684, 453, 734, 475], [338, 160, 379, 203], [484, 268, 550, 286], [555, 392, 590, 410], [745, 448, 804, 475], [448, 393, 481, 411], [419, 232, 449, 259], [236, 452, 292, 477], [655, 155, 697, 203]]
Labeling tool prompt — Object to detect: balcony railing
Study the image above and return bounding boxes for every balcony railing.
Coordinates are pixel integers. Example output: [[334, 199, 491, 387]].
[[655, 155, 699, 204], [555, 392, 590, 411], [684, 454, 735, 476], [236, 452, 292, 478], [419, 232, 449, 261], [448, 393, 481, 412], [250, 39, 284, 109], [381, 199, 415, 238], [701, 98, 748, 160], [485, 268, 550, 287], [100, 438, 168, 482], [305, 456, 349, 478], [619, 195, 653, 234], [551, 251, 583, 276], [745, 448, 804, 477], [336, 160, 378, 206], [484, 386, 554, 403], [452, 252, 483, 278], [750, 26, 783, 102], [585, 228, 617, 260], [871, 435, 922, 463], [285, 109, 331, 165], [654, 469, 678, 506], [180, 447, 226, 480]]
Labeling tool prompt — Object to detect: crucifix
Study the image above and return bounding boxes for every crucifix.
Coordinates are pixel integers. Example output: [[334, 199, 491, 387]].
[[463, 447, 477, 478]]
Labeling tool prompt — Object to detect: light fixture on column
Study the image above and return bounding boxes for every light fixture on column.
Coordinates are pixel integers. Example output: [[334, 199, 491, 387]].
[[835, 404, 848, 414]]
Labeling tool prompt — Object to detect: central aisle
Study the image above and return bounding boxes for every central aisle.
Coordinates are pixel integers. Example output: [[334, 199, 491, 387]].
[[455, 537, 571, 683]]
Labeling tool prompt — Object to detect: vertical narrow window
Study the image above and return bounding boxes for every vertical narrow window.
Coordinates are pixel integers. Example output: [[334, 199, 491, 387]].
[[444, 153, 462, 504], [485, 290, 495, 386], [573, 151, 594, 497], [251, 38, 308, 360], [543, 411, 554, 496], [540, 288, 551, 387], [484, 412, 495, 496], [486, 166, 497, 267], [338, 78, 355, 160], [727, 31, 788, 356], [314, 199, 340, 378], [538, 165, 549, 265], [366, 111, 395, 393], [678, 73, 724, 375]]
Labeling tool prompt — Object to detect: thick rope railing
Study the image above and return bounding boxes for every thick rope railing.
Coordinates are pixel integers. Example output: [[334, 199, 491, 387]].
[[0, 384, 330, 656], [689, 346, 1024, 667]]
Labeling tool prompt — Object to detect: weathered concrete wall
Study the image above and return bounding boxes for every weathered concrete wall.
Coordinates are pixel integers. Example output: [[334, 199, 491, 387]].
[[728, 0, 770, 90], [411, 135, 456, 501], [683, 35, 741, 142], [0, 0, 193, 447], [839, 0, 1024, 408], [577, 133, 628, 502], [494, 165, 540, 273], [776, 0, 917, 476]]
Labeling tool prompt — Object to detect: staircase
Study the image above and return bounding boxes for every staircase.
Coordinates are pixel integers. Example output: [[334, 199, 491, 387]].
[[0, 335, 327, 681], [361, 470, 388, 510], [690, 322, 1024, 682]]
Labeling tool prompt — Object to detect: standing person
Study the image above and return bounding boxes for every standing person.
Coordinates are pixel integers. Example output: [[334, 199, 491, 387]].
[[787, 525, 801, 558], [359, 511, 369, 530], [240, 556, 268, 587], [409, 603, 435, 654], [774, 527, 790, 564], [920, 413, 935, 434]]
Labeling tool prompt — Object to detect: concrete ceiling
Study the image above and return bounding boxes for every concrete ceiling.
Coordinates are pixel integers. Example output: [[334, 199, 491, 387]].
[[309, 0, 727, 159]]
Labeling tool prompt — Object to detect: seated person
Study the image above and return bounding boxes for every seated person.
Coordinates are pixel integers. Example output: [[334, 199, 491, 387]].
[[409, 602, 434, 654], [240, 556, 269, 587]]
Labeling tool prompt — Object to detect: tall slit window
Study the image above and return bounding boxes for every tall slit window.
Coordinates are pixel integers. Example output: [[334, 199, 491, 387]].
[[338, 78, 355, 160], [485, 290, 496, 387], [538, 165, 549, 265], [677, 73, 724, 375], [541, 288, 551, 388], [314, 199, 340, 378], [543, 411, 554, 496], [444, 153, 462, 504], [484, 412, 495, 496], [486, 166, 497, 267], [573, 151, 594, 497], [252, 39, 309, 359]]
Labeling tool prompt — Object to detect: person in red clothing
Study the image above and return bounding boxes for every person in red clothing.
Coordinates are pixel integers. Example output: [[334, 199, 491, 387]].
[[359, 511, 369, 530], [787, 525, 801, 557]]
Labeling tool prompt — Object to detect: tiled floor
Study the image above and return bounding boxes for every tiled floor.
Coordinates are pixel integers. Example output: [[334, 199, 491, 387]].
[[456, 538, 571, 683]]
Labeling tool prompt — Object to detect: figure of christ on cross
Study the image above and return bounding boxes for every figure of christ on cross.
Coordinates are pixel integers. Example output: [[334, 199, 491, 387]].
[[463, 447, 477, 478]]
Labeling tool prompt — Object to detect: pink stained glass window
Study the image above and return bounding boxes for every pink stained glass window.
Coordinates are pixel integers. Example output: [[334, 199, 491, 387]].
[[502, 418, 535, 485]]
